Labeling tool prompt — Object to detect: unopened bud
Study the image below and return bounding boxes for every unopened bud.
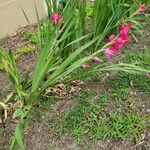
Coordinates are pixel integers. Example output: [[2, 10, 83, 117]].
[[81, 64, 90, 70], [91, 56, 104, 64], [146, 72, 150, 79]]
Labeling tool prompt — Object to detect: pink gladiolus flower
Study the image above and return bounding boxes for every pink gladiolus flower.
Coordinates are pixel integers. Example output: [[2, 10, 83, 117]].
[[104, 23, 132, 61], [139, 4, 146, 13], [91, 56, 104, 64], [50, 12, 62, 24]]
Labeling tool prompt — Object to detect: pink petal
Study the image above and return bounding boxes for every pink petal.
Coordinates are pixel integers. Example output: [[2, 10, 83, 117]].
[[104, 47, 116, 61], [109, 34, 116, 42], [119, 23, 132, 36], [110, 37, 124, 52], [104, 22, 132, 61]]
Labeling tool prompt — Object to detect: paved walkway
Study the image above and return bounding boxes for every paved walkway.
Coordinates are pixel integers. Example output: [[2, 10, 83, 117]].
[[0, 0, 46, 39]]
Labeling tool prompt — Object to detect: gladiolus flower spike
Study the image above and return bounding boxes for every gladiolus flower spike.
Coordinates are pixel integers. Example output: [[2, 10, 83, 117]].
[[104, 23, 132, 61]]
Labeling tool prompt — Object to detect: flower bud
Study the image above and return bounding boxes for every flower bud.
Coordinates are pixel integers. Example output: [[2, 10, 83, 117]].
[[146, 72, 150, 79], [91, 56, 104, 64], [81, 64, 90, 70]]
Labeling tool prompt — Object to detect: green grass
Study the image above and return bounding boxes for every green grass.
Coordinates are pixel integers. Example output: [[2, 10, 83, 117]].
[[54, 94, 146, 141], [108, 73, 150, 98], [51, 48, 150, 142], [51, 87, 148, 142], [112, 48, 150, 96], [107, 74, 132, 101]]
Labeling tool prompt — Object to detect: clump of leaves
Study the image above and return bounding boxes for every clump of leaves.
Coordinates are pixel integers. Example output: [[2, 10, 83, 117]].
[[0, 45, 36, 69], [15, 44, 36, 59], [86, 4, 93, 17], [25, 32, 38, 44], [16, 45, 36, 54]]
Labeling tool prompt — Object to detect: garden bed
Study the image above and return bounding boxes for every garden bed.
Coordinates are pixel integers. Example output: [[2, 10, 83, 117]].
[[0, 1, 150, 150], [0, 18, 150, 149]]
